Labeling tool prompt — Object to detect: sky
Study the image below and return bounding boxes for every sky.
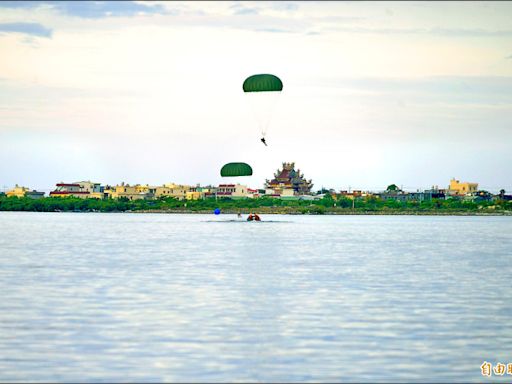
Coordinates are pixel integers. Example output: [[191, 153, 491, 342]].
[[0, 1, 511, 194]]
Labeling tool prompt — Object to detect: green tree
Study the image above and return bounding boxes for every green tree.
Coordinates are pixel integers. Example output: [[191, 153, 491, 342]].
[[319, 194, 335, 207]]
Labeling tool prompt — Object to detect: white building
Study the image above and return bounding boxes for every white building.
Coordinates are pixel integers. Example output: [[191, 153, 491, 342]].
[[216, 184, 248, 198], [50, 181, 103, 198]]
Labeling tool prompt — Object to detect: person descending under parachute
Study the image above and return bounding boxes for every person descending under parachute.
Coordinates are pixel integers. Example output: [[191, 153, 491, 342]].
[[242, 74, 283, 146], [220, 162, 261, 221]]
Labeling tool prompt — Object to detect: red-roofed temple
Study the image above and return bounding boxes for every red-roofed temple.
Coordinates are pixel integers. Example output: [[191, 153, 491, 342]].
[[265, 162, 313, 195]]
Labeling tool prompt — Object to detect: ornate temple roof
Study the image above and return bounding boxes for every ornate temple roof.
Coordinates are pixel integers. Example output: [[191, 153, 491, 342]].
[[265, 162, 313, 194]]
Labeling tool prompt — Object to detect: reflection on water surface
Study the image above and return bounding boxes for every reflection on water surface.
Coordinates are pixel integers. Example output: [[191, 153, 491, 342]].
[[1, 212, 511, 382]]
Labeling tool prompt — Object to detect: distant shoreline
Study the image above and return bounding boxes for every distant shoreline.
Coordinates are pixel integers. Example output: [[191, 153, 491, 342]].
[[2, 209, 511, 216], [132, 209, 512, 216], [1, 196, 511, 216]]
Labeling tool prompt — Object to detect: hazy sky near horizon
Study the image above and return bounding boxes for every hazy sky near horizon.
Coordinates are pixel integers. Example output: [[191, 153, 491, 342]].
[[1, 1, 511, 193]]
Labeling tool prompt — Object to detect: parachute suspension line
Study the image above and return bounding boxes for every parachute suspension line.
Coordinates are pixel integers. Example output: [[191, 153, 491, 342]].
[[260, 91, 281, 139], [242, 73, 283, 143], [245, 90, 281, 139]]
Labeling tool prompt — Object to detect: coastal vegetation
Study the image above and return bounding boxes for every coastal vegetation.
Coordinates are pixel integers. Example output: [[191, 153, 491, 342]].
[[1, 195, 511, 215]]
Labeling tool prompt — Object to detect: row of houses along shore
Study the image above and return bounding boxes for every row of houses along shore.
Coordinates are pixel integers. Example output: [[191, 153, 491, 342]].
[[3, 162, 512, 203]]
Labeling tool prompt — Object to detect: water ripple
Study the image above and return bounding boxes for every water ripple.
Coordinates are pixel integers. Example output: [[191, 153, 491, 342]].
[[0, 212, 511, 382]]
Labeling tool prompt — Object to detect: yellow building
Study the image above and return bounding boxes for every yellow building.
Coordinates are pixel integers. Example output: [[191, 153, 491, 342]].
[[135, 184, 157, 195], [155, 183, 193, 200], [186, 191, 202, 200], [103, 183, 195, 200], [109, 184, 153, 200], [6, 185, 45, 199], [337, 190, 372, 200], [449, 178, 478, 196], [6, 185, 30, 198]]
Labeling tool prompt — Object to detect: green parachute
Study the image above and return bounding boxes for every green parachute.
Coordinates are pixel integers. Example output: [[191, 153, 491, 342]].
[[242, 74, 283, 140], [243, 74, 283, 93], [220, 162, 253, 177]]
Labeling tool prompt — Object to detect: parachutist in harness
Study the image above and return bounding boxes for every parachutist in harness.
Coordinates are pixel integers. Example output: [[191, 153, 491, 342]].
[[243, 74, 282, 147]]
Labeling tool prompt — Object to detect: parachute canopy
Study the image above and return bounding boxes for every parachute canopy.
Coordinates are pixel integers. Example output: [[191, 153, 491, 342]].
[[220, 162, 253, 177], [243, 74, 283, 93]]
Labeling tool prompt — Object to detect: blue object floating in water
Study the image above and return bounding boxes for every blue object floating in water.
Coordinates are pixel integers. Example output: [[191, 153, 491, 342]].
[[214, 208, 221, 215]]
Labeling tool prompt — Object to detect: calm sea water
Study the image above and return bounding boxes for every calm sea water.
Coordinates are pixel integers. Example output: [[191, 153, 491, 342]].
[[0, 212, 511, 382]]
